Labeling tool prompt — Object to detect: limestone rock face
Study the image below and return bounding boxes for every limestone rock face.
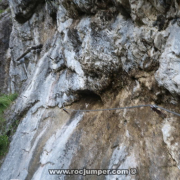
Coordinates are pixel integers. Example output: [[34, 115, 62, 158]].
[[0, 0, 12, 94], [8, 0, 44, 23], [1, 0, 180, 179], [0, 0, 8, 10]]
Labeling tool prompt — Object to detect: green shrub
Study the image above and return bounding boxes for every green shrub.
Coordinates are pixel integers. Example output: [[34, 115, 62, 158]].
[[0, 93, 18, 113], [0, 93, 18, 128], [0, 9, 4, 14], [0, 93, 18, 157], [0, 135, 9, 156]]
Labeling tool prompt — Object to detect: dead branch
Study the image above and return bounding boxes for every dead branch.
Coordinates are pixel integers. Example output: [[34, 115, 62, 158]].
[[16, 44, 43, 62]]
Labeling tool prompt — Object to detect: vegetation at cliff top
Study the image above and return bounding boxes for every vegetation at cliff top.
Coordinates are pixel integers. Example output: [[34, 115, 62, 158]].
[[0, 93, 18, 156]]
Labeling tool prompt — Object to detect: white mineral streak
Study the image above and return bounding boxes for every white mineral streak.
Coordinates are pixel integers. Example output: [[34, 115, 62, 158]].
[[32, 113, 83, 180], [162, 121, 180, 169], [106, 145, 137, 180], [0, 107, 48, 180]]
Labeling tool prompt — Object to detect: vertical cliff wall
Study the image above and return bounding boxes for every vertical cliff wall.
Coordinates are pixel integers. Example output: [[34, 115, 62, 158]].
[[1, 0, 180, 179]]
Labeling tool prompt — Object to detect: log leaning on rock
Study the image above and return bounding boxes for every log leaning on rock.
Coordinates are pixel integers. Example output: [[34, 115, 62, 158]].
[[16, 44, 43, 62]]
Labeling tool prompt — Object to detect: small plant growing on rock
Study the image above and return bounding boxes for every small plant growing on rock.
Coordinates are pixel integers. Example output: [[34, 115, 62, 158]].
[[0, 93, 18, 110], [0, 135, 8, 156], [0, 93, 18, 158], [0, 93, 18, 129]]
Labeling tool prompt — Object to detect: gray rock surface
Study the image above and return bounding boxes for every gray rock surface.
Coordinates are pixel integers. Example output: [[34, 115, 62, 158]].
[[0, 0, 12, 93], [1, 0, 180, 179], [0, 0, 8, 10]]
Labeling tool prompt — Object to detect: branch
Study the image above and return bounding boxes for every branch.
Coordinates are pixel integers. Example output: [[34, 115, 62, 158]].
[[16, 44, 43, 62]]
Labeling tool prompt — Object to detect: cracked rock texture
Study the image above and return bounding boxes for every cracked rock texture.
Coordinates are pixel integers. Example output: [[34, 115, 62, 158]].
[[1, 0, 180, 179]]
